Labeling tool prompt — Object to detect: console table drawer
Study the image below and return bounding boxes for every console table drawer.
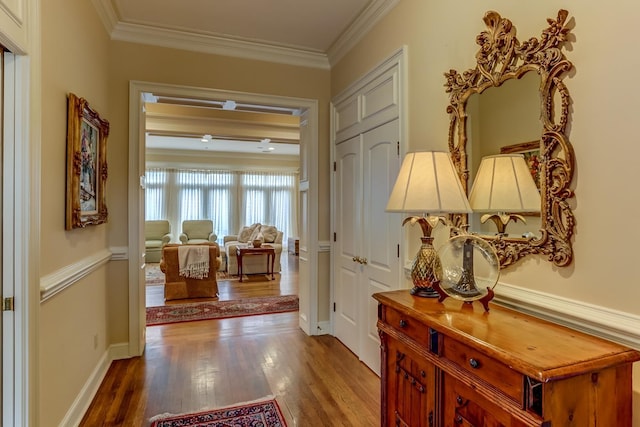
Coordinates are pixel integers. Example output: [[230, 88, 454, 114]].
[[442, 336, 524, 404], [381, 306, 431, 348]]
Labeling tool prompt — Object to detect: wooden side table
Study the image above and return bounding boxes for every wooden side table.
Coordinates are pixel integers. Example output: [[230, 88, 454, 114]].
[[236, 245, 275, 282]]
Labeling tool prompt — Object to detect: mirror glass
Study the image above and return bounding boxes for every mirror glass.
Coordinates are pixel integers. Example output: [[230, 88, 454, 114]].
[[466, 72, 541, 238], [445, 9, 576, 269]]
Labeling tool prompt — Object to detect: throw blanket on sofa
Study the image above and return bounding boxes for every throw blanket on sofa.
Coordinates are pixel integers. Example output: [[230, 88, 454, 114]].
[[177, 245, 209, 279]]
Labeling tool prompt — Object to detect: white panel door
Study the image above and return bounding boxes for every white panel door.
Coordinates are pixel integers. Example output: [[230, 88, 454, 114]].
[[333, 135, 361, 354], [333, 120, 401, 372], [359, 119, 401, 372]]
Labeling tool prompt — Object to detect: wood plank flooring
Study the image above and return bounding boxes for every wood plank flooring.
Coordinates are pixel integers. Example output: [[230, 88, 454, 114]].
[[146, 250, 299, 307], [80, 253, 381, 426]]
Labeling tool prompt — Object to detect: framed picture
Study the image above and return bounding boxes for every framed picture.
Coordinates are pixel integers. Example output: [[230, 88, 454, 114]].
[[500, 140, 541, 189], [65, 93, 110, 230]]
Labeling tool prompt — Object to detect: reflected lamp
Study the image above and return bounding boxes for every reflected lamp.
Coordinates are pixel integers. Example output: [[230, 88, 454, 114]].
[[386, 151, 472, 297], [469, 154, 541, 235]]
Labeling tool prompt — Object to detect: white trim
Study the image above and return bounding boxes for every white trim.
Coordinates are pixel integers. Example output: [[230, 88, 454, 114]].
[[112, 23, 330, 70], [39, 250, 112, 303], [109, 246, 128, 261], [318, 240, 331, 253], [495, 282, 640, 349], [316, 321, 331, 335], [58, 342, 129, 427], [90, 0, 118, 34], [327, 0, 400, 67]]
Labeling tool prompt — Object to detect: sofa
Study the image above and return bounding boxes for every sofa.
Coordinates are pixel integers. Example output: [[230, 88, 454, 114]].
[[160, 243, 221, 301], [145, 220, 171, 263], [223, 223, 283, 276]]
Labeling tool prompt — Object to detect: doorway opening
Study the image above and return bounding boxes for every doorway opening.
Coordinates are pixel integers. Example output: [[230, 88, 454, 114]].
[[128, 81, 320, 356]]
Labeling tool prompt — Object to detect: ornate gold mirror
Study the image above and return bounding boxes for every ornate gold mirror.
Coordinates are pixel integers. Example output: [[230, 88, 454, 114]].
[[445, 10, 575, 268]]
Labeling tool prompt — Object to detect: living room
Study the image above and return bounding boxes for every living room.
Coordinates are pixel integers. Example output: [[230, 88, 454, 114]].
[[143, 97, 302, 305]]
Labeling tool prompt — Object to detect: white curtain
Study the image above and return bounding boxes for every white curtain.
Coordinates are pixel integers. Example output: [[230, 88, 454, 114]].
[[145, 168, 298, 243]]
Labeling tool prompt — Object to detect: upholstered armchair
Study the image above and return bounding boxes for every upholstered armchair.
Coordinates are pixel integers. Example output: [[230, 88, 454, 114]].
[[160, 243, 221, 301], [179, 220, 218, 244], [223, 223, 283, 276], [145, 220, 171, 263]]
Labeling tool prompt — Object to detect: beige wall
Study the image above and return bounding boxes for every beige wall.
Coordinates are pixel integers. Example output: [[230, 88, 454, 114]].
[[331, 0, 640, 421], [39, 0, 112, 424]]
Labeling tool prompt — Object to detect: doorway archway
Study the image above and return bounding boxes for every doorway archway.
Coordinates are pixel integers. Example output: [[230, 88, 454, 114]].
[[128, 81, 320, 355]]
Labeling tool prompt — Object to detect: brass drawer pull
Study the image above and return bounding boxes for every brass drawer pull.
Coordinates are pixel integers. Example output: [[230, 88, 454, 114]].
[[456, 395, 464, 405], [455, 415, 464, 424], [469, 358, 480, 369], [399, 319, 407, 328]]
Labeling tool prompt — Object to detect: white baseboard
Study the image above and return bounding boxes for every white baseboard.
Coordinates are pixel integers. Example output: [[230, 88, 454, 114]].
[[316, 321, 331, 335], [60, 342, 130, 427]]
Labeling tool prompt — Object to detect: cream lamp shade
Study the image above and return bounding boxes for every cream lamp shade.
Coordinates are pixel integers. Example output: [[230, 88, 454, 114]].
[[385, 151, 471, 298], [386, 151, 472, 214], [469, 154, 541, 213]]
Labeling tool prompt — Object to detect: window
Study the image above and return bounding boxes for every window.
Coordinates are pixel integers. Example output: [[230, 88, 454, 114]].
[[145, 168, 298, 243]]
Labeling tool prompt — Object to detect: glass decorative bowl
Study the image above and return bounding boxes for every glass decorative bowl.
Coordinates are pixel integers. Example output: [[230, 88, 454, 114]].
[[436, 234, 500, 305]]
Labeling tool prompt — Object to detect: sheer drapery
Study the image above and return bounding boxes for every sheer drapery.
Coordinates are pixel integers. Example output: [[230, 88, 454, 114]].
[[145, 168, 298, 243]]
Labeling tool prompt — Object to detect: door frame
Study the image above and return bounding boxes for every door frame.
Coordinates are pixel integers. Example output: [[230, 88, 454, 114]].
[[127, 81, 320, 355]]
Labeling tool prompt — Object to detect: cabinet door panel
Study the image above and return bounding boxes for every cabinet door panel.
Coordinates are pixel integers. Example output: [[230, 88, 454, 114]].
[[385, 339, 436, 427]]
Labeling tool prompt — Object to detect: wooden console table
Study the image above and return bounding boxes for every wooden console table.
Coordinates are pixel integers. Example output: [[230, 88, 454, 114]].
[[374, 290, 640, 426], [236, 245, 275, 282]]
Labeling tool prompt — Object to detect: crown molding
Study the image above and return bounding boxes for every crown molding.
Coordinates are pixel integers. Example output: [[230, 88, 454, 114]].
[[91, 0, 118, 34], [93, 0, 399, 70], [327, 0, 401, 67], [92, 0, 330, 69], [112, 22, 331, 69]]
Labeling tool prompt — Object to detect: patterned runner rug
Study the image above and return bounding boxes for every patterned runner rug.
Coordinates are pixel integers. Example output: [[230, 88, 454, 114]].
[[146, 295, 299, 326], [149, 397, 287, 426]]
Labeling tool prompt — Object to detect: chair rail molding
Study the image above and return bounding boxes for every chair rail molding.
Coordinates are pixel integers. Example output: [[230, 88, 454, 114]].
[[40, 249, 112, 302], [495, 282, 640, 349]]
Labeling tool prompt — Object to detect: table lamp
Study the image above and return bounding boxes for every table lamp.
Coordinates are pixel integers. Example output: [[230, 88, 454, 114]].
[[386, 151, 472, 297], [469, 154, 541, 235]]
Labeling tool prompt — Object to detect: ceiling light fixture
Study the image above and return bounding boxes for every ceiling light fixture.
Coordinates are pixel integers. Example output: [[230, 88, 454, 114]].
[[222, 100, 237, 110]]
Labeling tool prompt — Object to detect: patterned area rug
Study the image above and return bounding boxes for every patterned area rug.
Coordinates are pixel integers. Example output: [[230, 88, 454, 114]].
[[146, 295, 299, 326], [145, 263, 165, 286], [149, 397, 287, 426]]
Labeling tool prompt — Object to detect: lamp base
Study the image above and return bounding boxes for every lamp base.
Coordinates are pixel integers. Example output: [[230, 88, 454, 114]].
[[410, 285, 440, 298]]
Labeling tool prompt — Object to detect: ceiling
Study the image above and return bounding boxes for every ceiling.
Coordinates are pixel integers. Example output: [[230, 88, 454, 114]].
[[93, 0, 399, 68], [92, 0, 399, 158], [144, 96, 302, 159]]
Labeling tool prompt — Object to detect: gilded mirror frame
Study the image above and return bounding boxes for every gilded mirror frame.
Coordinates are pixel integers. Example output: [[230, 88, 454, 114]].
[[445, 10, 575, 268]]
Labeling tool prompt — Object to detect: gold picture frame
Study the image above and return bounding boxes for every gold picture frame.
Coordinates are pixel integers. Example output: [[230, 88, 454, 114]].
[[65, 93, 109, 230]]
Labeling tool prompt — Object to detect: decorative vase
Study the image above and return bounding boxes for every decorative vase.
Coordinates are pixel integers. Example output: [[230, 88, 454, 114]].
[[252, 239, 262, 248], [409, 236, 442, 298]]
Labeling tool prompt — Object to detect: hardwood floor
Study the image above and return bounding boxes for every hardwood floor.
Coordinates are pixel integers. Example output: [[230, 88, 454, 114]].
[[80, 253, 381, 426], [146, 250, 299, 307]]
